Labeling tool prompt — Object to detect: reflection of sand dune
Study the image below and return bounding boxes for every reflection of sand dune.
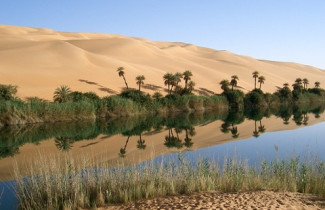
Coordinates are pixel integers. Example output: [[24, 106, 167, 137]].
[[0, 114, 323, 181], [1, 25, 325, 100]]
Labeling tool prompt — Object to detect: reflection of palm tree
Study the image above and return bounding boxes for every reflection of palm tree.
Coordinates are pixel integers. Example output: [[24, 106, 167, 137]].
[[164, 128, 183, 149], [230, 124, 239, 138], [253, 120, 260, 138], [221, 122, 230, 133], [183, 127, 195, 148], [119, 136, 130, 157], [293, 114, 303, 126], [283, 117, 290, 125], [303, 114, 309, 126], [137, 133, 146, 150], [258, 120, 266, 133], [55, 136, 74, 151]]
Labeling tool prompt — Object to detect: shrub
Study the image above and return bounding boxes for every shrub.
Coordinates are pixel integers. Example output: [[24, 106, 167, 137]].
[[0, 84, 17, 100]]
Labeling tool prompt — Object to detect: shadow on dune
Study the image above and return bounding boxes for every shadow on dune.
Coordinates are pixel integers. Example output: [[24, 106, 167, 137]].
[[78, 79, 118, 94]]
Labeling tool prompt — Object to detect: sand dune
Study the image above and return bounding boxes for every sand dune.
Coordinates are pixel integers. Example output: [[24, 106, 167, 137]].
[[0, 24, 324, 100]]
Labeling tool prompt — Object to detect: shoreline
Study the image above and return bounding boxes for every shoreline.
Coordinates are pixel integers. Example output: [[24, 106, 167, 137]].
[[102, 190, 325, 210]]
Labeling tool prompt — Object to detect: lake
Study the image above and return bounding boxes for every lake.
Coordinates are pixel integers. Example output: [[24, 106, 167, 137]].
[[0, 105, 324, 209]]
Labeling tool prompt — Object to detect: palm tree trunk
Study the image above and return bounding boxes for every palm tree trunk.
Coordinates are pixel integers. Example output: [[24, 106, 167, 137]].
[[254, 78, 257, 89], [138, 83, 141, 91], [185, 80, 188, 89], [259, 82, 262, 89], [122, 76, 129, 89]]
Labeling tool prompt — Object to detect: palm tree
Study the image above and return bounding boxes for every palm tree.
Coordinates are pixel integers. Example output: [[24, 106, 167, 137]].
[[152, 91, 163, 100], [137, 133, 146, 150], [283, 83, 290, 88], [258, 76, 266, 90], [293, 78, 303, 94], [230, 75, 239, 90], [117, 67, 129, 89], [302, 78, 309, 89], [53, 85, 71, 103], [295, 78, 303, 86], [169, 74, 177, 93], [219, 80, 230, 93], [252, 71, 259, 89], [136, 75, 145, 91], [174, 72, 183, 86], [188, 81, 195, 93], [163, 73, 174, 94], [183, 70, 193, 89], [315, 81, 321, 88]]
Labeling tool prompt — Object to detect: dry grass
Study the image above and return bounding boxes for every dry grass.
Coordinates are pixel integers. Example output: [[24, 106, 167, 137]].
[[13, 153, 325, 210]]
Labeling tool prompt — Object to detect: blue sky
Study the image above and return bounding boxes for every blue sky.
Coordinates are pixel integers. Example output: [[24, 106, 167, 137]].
[[1, 0, 325, 69]]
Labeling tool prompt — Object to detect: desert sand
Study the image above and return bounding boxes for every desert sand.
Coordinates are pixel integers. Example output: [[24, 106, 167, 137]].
[[0, 25, 324, 101], [103, 191, 325, 210]]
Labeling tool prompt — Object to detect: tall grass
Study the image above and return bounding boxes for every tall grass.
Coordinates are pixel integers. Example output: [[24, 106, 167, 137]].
[[14, 154, 325, 209]]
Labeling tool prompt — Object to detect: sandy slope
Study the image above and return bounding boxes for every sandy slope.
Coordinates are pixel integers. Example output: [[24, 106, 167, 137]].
[[0, 25, 324, 100], [103, 191, 325, 210]]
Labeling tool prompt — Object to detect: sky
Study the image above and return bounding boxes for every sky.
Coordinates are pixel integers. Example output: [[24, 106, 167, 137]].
[[1, 0, 325, 69]]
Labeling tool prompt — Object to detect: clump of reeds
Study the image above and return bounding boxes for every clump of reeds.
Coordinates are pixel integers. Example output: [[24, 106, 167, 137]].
[[14, 153, 325, 210]]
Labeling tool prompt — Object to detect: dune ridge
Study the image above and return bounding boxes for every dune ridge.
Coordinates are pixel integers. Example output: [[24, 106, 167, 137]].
[[0, 24, 324, 100]]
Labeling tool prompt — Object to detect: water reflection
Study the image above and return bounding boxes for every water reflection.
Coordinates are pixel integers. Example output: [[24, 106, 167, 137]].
[[0, 104, 324, 159]]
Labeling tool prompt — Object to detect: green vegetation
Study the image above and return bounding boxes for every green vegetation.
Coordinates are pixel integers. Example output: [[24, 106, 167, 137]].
[[1, 68, 325, 127], [14, 154, 325, 209]]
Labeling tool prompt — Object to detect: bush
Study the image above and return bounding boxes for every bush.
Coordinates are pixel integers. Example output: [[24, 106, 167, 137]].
[[223, 90, 244, 107], [244, 89, 267, 108], [0, 84, 17, 100]]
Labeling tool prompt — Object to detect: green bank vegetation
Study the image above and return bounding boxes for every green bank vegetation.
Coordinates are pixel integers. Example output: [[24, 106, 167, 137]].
[[14, 154, 325, 209], [1, 69, 324, 127]]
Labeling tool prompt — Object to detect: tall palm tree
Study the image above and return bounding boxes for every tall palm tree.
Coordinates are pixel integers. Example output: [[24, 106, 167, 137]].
[[295, 78, 303, 86], [53, 85, 71, 103], [252, 71, 259, 89], [117, 67, 129, 89], [163, 73, 174, 94], [258, 76, 266, 90], [302, 78, 309, 89], [188, 81, 196, 93], [183, 70, 193, 89], [219, 80, 230, 93], [169, 74, 177, 93], [230, 75, 239, 90], [174, 72, 183, 86], [136, 75, 145, 91], [315, 81, 321, 88]]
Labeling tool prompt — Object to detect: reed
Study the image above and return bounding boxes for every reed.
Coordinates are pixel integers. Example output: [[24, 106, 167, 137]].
[[14, 154, 325, 209]]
